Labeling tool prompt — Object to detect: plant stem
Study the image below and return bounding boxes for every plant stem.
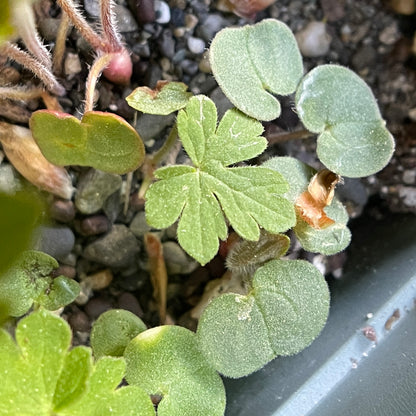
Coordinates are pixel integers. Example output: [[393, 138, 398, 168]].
[[0, 86, 45, 101], [100, 0, 123, 52], [267, 128, 314, 144], [12, 0, 53, 69], [84, 53, 114, 112], [56, 0, 107, 52], [137, 125, 179, 199], [53, 11, 71, 75], [0, 42, 65, 96]]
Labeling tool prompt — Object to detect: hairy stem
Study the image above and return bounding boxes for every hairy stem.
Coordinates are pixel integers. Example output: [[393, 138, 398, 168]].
[[0, 86, 45, 101], [0, 42, 65, 96], [100, 0, 123, 52], [12, 0, 52, 69], [267, 128, 314, 144], [56, 0, 107, 52], [53, 11, 71, 75], [84, 53, 114, 112]]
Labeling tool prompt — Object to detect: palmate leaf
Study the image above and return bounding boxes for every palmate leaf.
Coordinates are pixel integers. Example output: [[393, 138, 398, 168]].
[[0, 309, 155, 416], [145, 96, 296, 265]]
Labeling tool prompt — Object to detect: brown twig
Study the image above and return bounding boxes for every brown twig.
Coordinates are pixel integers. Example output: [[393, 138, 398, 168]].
[[267, 128, 315, 144]]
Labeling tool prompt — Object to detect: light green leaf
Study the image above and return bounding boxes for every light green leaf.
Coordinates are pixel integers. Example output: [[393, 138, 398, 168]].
[[125, 325, 226, 416], [0, 191, 43, 274], [295, 65, 395, 177], [0, 0, 15, 43], [30, 110, 145, 174], [263, 157, 351, 255], [126, 81, 192, 115], [197, 259, 330, 378], [145, 96, 296, 264], [0, 309, 155, 416], [91, 309, 147, 359], [210, 19, 303, 121], [0, 250, 80, 317]]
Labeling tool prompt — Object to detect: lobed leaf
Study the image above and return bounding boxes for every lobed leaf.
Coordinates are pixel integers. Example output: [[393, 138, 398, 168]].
[[295, 65, 395, 177], [145, 96, 296, 265], [0, 250, 80, 317], [126, 81, 192, 115], [263, 157, 351, 255], [210, 19, 303, 121], [91, 309, 147, 359], [0, 309, 155, 416], [197, 259, 330, 378], [30, 110, 145, 174], [125, 325, 226, 416]]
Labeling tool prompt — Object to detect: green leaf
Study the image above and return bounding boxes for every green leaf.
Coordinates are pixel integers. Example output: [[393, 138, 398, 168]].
[[0, 191, 43, 274], [145, 96, 296, 265], [125, 325, 226, 416], [0, 309, 155, 416], [263, 157, 351, 255], [295, 65, 395, 177], [0, 250, 80, 317], [197, 259, 330, 378], [0, 0, 15, 42], [126, 81, 192, 115], [29, 110, 145, 174], [91, 309, 147, 359], [210, 19, 303, 121]]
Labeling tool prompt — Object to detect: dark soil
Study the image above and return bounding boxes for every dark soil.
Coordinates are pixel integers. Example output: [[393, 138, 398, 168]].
[[1, 0, 415, 340]]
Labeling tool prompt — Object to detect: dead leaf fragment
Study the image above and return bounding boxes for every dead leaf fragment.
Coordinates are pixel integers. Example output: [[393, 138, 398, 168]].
[[0, 122, 74, 199], [144, 232, 168, 324], [295, 169, 341, 229]]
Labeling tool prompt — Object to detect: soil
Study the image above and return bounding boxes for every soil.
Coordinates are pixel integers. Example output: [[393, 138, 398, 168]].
[[1, 0, 415, 341]]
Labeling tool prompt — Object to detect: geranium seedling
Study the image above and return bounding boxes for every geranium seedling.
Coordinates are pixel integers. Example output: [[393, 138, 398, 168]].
[[30, 110, 145, 174]]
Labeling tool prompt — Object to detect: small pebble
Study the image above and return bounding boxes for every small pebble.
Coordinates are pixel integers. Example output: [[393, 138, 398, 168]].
[[84, 269, 114, 290], [64, 52, 82, 79], [84, 297, 113, 320], [185, 13, 199, 30], [128, 0, 155, 24], [50, 199, 76, 223], [117, 292, 144, 317], [68, 308, 91, 332], [296, 21, 332, 57], [32, 225, 75, 261], [52, 264, 77, 279], [187, 36, 206, 54], [403, 170, 416, 184], [163, 241, 199, 275], [130, 211, 152, 237], [114, 4, 139, 32], [155, 0, 171, 24], [80, 215, 110, 236]]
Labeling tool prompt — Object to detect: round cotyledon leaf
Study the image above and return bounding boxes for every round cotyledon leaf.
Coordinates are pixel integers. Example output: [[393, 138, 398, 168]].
[[295, 65, 395, 177], [197, 259, 330, 378], [30, 110, 145, 174], [124, 325, 226, 416], [210, 19, 303, 121]]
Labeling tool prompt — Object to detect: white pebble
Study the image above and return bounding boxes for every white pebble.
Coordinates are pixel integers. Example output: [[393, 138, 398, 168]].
[[187, 36, 206, 54], [296, 21, 332, 58], [155, 0, 171, 24]]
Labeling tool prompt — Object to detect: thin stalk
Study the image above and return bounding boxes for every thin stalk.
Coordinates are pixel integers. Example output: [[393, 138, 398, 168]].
[[267, 128, 315, 144], [0, 42, 65, 96], [100, 0, 123, 52], [0, 86, 45, 101], [137, 125, 179, 199], [84, 53, 114, 112], [12, 0, 52, 69], [53, 11, 71, 75], [56, 0, 107, 52]]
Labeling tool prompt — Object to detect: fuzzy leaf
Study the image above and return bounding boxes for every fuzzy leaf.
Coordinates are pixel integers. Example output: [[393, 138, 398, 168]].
[[263, 157, 351, 255], [295, 65, 395, 177], [197, 259, 330, 378], [0, 309, 155, 416], [145, 96, 296, 264], [0, 250, 80, 317], [126, 81, 192, 115], [210, 19, 303, 121], [30, 110, 145, 174], [91, 309, 147, 359], [0, 191, 42, 274], [125, 325, 226, 416]]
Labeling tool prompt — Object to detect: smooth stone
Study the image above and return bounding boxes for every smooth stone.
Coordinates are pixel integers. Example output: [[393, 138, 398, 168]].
[[136, 113, 175, 143], [83, 224, 140, 268], [154, 0, 171, 24], [158, 29, 176, 59], [75, 169, 122, 215], [130, 211, 151, 237], [187, 36, 206, 54], [32, 225, 75, 261], [163, 241, 198, 275], [209, 86, 233, 119], [114, 4, 139, 32], [0, 164, 21, 194], [83, 0, 100, 17], [49, 199, 76, 223], [196, 14, 228, 42]]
